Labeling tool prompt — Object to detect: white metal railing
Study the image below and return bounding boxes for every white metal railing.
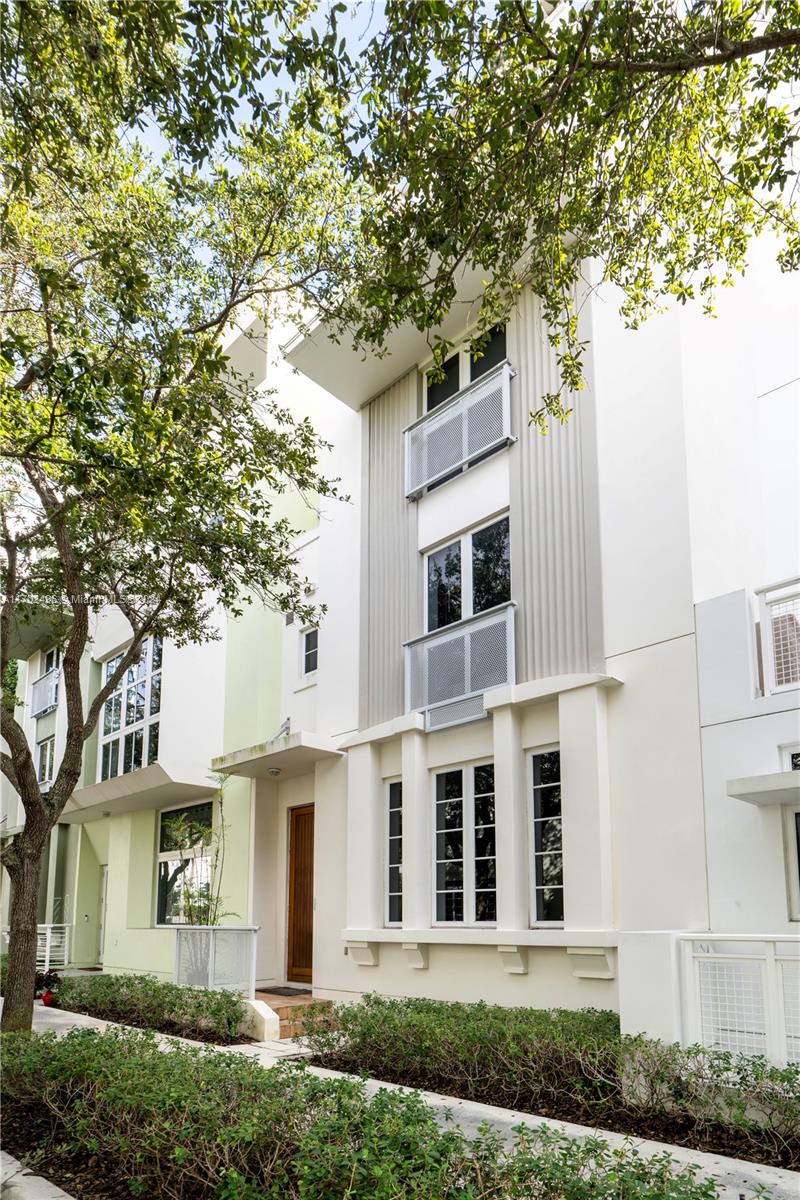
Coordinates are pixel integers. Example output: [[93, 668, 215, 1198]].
[[36, 924, 71, 971], [405, 603, 515, 731], [756, 579, 800, 693], [680, 935, 800, 1065], [30, 668, 59, 718], [174, 925, 258, 997], [404, 361, 514, 498]]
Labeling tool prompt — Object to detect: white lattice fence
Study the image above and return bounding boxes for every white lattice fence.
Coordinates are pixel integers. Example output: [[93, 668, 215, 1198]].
[[681, 937, 800, 1064], [174, 925, 257, 996]]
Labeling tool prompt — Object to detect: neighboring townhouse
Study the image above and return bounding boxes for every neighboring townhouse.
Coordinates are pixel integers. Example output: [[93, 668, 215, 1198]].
[[217, 239, 799, 1059], [0, 318, 360, 988]]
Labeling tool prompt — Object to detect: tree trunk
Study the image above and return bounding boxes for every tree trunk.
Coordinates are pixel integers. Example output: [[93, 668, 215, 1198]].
[[1, 854, 42, 1032]]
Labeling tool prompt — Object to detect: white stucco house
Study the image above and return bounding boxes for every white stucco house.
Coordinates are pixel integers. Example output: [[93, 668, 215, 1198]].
[[4, 244, 799, 1062]]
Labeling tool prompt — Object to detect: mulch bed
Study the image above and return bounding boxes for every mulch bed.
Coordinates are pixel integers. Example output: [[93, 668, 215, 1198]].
[[310, 1054, 800, 1170], [2, 1103, 132, 1200]]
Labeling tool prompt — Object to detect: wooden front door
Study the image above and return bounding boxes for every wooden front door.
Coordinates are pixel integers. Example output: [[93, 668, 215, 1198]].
[[287, 804, 314, 983]]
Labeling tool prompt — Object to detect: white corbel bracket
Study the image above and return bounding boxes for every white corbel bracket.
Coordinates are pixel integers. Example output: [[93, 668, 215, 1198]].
[[402, 942, 429, 969], [566, 946, 616, 980], [347, 940, 379, 967], [497, 944, 528, 975]]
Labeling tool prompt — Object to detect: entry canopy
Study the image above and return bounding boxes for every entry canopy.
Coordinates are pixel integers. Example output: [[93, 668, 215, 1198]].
[[282, 262, 489, 409], [213, 731, 343, 782], [726, 771, 800, 806]]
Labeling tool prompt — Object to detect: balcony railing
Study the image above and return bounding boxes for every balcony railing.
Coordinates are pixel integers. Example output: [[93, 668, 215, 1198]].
[[405, 603, 515, 731], [404, 361, 514, 499], [30, 668, 59, 718], [1, 924, 73, 971], [756, 578, 800, 693]]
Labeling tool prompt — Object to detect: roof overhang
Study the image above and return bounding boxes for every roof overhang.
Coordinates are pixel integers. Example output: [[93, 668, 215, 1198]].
[[726, 771, 800, 807], [212, 731, 343, 781], [7, 606, 69, 661], [62, 764, 216, 824], [283, 263, 489, 409]]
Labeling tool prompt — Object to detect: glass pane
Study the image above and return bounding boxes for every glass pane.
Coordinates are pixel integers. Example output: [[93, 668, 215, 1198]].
[[389, 781, 403, 808], [537, 887, 564, 922], [150, 673, 161, 717], [474, 826, 496, 858], [469, 326, 506, 382], [533, 751, 560, 787], [435, 831, 463, 861], [475, 858, 496, 889], [473, 763, 494, 795], [475, 891, 497, 922], [474, 794, 495, 826], [388, 894, 402, 923], [389, 809, 402, 838], [534, 784, 561, 821], [427, 542, 462, 630], [436, 860, 464, 889], [388, 865, 402, 894], [389, 837, 402, 866], [126, 682, 145, 727], [151, 636, 163, 671], [436, 770, 463, 803], [437, 891, 464, 922], [472, 518, 510, 614], [534, 818, 562, 854], [426, 353, 460, 411], [127, 652, 146, 685], [105, 653, 122, 684], [147, 722, 160, 766], [104, 692, 121, 736], [536, 853, 563, 887], [123, 728, 143, 773], [159, 802, 213, 853], [435, 799, 463, 831]]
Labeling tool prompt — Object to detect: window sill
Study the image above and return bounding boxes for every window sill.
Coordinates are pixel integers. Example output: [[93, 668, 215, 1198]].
[[294, 675, 318, 694]]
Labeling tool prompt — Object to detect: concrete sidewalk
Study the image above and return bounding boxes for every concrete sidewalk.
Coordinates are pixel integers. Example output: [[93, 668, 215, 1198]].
[[7, 1002, 799, 1200]]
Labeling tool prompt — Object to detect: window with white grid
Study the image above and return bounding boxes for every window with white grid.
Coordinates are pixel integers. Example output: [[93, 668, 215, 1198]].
[[531, 750, 563, 924], [434, 763, 496, 924], [99, 636, 162, 782], [37, 736, 55, 786], [386, 781, 403, 925]]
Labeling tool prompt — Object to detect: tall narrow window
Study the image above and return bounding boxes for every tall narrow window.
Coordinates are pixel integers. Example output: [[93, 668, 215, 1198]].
[[427, 541, 462, 631], [302, 628, 319, 674], [472, 518, 510, 615], [99, 636, 162, 782], [532, 750, 563, 923], [37, 736, 55, 786], [435, 764, 496, 924], [387, 781, 403, 924]]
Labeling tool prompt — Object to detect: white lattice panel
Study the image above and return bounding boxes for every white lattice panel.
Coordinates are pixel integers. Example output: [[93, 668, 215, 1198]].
[[174, 926, 256, 996], [406, 605, 514, 729], [697, 959, 767, 1056], [782, 961, 800, 1064], [770, 597, 800, 687], [405, 362, 512, 497]]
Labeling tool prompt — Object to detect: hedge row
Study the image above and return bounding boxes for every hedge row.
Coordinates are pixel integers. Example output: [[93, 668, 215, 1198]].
[[2, 1027, 733, 1200], [302, 994, 800, 1168], [54, 972, 245, 1043]]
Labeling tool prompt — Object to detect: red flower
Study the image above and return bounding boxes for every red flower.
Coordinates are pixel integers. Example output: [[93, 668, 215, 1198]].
[[41, 990, 55, 1006]]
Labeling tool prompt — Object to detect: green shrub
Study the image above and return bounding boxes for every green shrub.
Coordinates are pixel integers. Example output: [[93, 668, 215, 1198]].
[[303, 994, 800, 1168], [55, 972, 244, 1043], [1, 1027, 731, 1199]]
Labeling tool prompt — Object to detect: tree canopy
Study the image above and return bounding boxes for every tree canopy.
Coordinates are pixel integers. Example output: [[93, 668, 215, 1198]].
[[347, 0, 800, 422]]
